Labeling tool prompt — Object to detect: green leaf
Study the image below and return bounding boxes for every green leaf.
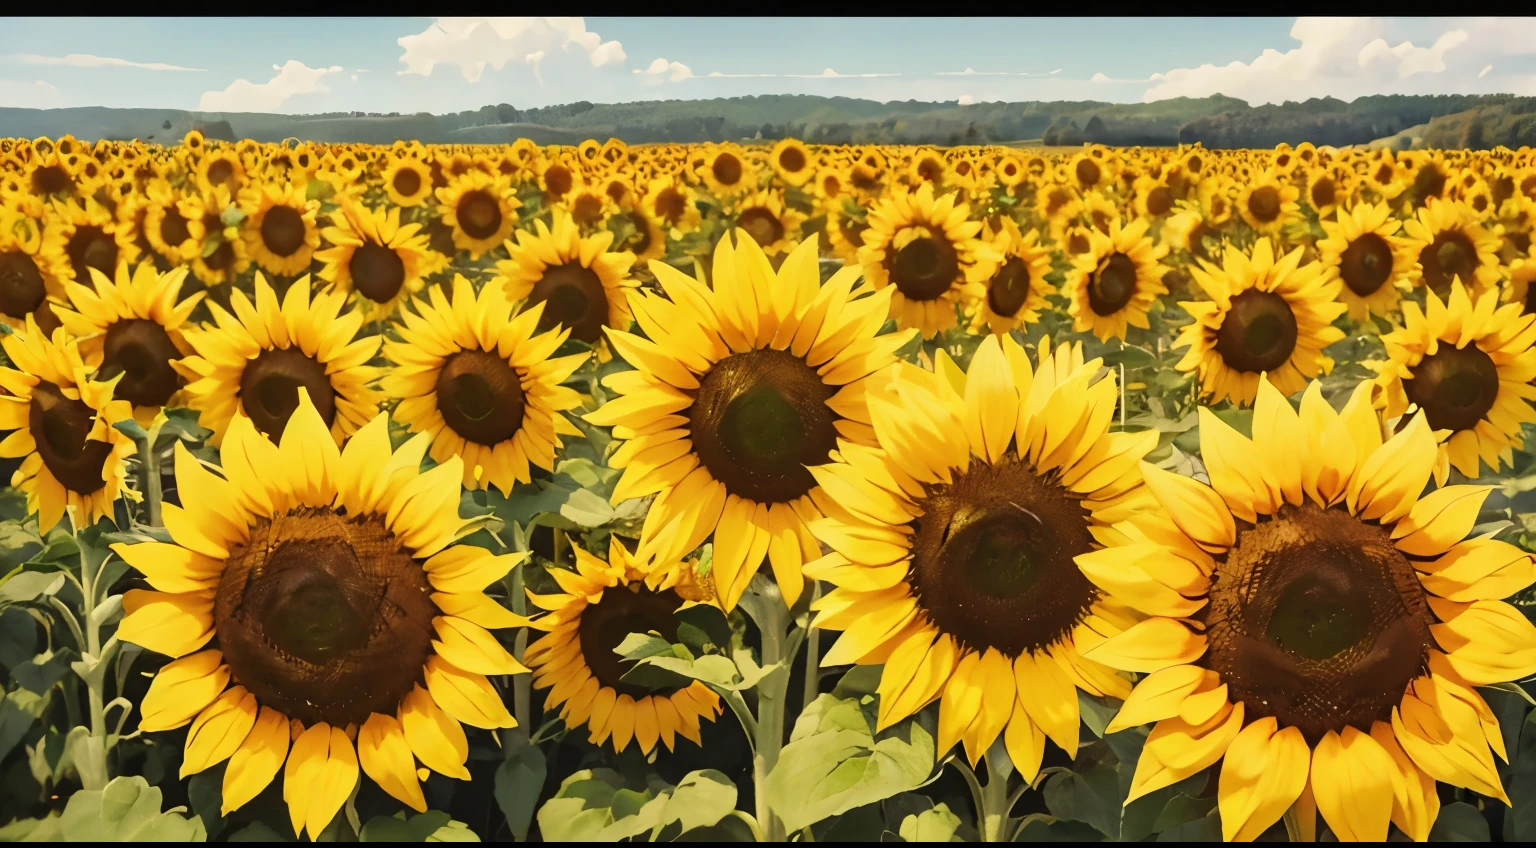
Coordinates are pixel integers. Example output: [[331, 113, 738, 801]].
[[186, 767, 226, 840], [0, 571, 66, 605], [219, 205, 246, 228], [658, 770, 737, 834], [1154, 811, 1221, 842], [1012, 814, 1103, 841], [764, 693, 936, 832], [1043, 760, 1121, 838], [494, 744, 546, 841], [1507, 708, 1536, 840], [0, 608, 39, 670], [0, 689, 45, 761], [112, 419, 149, 442], [559, 488, 616, 528], [1428, 802, 1490, 842], [899, 803, 963, 842], [226, 821, 292, 841], [55, 775, 206, 841], [359, 810, 479, 842]]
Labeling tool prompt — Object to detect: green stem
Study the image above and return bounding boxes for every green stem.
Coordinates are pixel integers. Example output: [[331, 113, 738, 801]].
[[802, 581, 821, 712], [753, 596, 790, 843], [74, 522, 109, 789], [137, 436, 162, 527], [979, 753, 1013, 843], [510, 559, 531, 736]]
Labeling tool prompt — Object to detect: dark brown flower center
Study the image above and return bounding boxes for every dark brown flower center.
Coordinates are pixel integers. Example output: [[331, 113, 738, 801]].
[[1087, 252, 1138, 316], [215, 508, 436, 726], [1205, 504, 1431, 744], [31, 165, 71, 197], [528, 262, 608, 344], [909, 455, 1097, 657], [987, 257, 1033, 318], [778, 146, 807, 174], [655, 188, 687, 224], [1247, 186, 1281, 223], [456, 190, 503, 241], [238, 347, 338, 442], [543, 165, 572, 199], [392, 167, 422, 198], [571, 193, 606, 227], [349, 242, 406, 303], [159, 207, 191, 248], [737, 207, 785, 249], [1491, 175, 1515, 205], [1310, 177, 1337, 209], [1418, 231, 1478, 296], [259, 205, 306, 258], [576, 584, 684, 699], [1403, 343, 1500, 433], [1066, 231, 1090, 255], [66, 225, 118, 284], [888, 235, 959, 302], [1525, 282, 1536, 317], [1075, 159, 1101, 188], [1044, 188, 1071, 218], [1145, 186, 1174, 217], [97, 319, 182, 409], [206, 158, 234, 187], [0, 251, 47, 318], [28, 380, 113, 495], [1214, 289, 1298, 374], [435, 350, 525, 447], [711, 153, 743, 187], [1339, 233, 1394, 297], [689, 348, 837, 504], [1413, 165, 1446, 203]]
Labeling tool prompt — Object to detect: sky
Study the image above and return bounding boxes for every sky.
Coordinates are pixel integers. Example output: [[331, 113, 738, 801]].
[[2, 16, 1535, 115]]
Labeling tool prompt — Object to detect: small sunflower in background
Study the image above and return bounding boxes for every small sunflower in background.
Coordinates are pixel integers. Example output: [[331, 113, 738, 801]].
[[239, 182, 320, 278], [40, 196, 126, 288], [642, 175, 701, 239], [0, 208, 65, 334], [382, 155, 434, 207], [526, 538, 723, 755], [0, 316, 136, 532], [179, 186, 250, 287], [315, 199, 433, 322], [117, 393, 526, 840], [173, 273, 382, 447], [1505, 257, 1536, 317], [1373, 281, 1536, 483], [382, 276, 588, 494], [1236, 171, 1302, 236], [1174, 237, 1346, 407], [435, 170, 520, 259], [697, 143, 756, 199], [823, 201, 869, 265], [1064, 216, 1171, 342], [1316, 201, 1415, 320], [967, 217, 1053, 336], [193, 145, 245, 195], [55, 262, 203, 426], [859, 182, 993, 339], [726, 188, 805, 258], [1401, 198, 1503, 298], [137, 180, 202, 269], [1087, 378, 1536, 842], [769, 137, 814, 188], [806, 335, 1150, 774], [587, 233, 914, 611], [494, 210, 636, 345]]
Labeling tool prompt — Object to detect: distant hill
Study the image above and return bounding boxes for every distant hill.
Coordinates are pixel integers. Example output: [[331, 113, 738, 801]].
[[3, 93, 1533, 149]]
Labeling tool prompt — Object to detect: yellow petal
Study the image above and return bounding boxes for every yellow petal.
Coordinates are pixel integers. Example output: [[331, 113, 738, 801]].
[[222, 706, 290, 815], [1311, 726, 1394, 842], [424, 655, 517, 730], [139, 649, 229, 732], [1013, 651, 1080, 758], [1085, 617, 1206, 673], [1106, 665, 1209, 734], [400, 685, 471, 779], [359, 713, 427, 812], [118, 590, 214, 658], [1391, 485, 1491, 557], [181, 686, 258, 778], [1140, 462, 1235, 553], [1217, 717, 1310, 842], [431, 616, 529, 676]]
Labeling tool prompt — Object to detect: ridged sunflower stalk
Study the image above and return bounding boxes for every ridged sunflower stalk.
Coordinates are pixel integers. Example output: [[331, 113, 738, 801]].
[[738, 576, 807, 843], [951, 745, 1018, 842], [134, 421, 164, 527], [51, 511, 126, 791]]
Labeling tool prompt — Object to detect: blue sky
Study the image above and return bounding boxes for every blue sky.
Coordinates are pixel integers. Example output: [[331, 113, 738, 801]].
[[2, 17, 1534, 114]]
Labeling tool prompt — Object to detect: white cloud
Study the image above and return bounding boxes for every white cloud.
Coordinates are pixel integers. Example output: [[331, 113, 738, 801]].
[[937, 67, 1060, 77], [633, 58, 693, 82], [706, 67, 901, 79], [957, 94, 975, 105], [11, 52, 204, 72], [1091, 72, 1164, 84], [1479, 64, 1493, 78], [199, 60, 342, 113], [0, 79, 59, 108], [1050, 69, 1063, 75], [397, 17, 625, 83]]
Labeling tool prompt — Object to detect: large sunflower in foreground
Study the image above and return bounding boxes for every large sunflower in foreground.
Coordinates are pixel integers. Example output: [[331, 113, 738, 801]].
[[0, 317, 137, 532], [55, 262, 204, 425], [314, 200, 433, 322], [525, 538, 723, 755], [1316, 201, 1416, 321], [1064, 217, 1171, 342], [1373, 281, 1536, 483], [586, 232, 915, 611], [382, 275, 589, 494], [173, 273, 382, 447], [967, 217, 1053, 336], [493, 210, 637, 345], [1084, 378, 1536, 842], [858, 182, 994, 339], [1174, 238, 1346, 407], [805, 334, 1150, 773], [117, 393, 525, 840]]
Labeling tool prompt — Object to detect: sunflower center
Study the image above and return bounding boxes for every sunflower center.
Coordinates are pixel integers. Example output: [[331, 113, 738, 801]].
[[28, 380, 112, 495], [1087, 252, 1138, 316], [1205, 504, 1431, 743], [436, 350, 525, 447], [1413, 165, 1446, 201], [778, 146, 807, 174], [908, 456, 1098, 657], [66, 225, 118, 283], [737, 207, 784, 249], [32, 165, 70, 196], [838, 214, 868, 248], [690, 348, 837, 504], [215, 508, 436, 726], [1066, 231, 1090, 255], [1145, 186, 1174, 217], [259, 205, 306, 258], [0, 251, 47, 318], [1091, 210, 1112, 235], [1075, 159, 1101, 188], [349, 242, 406, 303], [1311, 178, 1337, 209], [1187, 221, 1213, 262], [1339, 233, 1394, 297], [571, 194, 605, 227], [1247, 187, 1281, 223], [889, 235, 959, 302], [576, 585, 685, 699], [712, 154, 743, 187], [1525, 282, 1536, 317], [544, 165, 572, 199], [987, 257, 1033, 318], [456, 190, 503, 240], [1214, 289, 1298, 374], [206, 159, 234, 187], [158, 207, 191, 248], [392, 168, 422, 198], [1492, 175, 1515, 204], [529, 262, 608, 344], [655, 188, 687, 224], [97, 319, 182, 408], [1419, 231, 1477, 295], [1403, 343, 1500, 433], [239, 347, 338, 442]]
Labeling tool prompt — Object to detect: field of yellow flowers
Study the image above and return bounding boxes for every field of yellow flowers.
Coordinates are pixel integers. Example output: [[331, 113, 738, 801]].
[[0, 130, 1532, 843]]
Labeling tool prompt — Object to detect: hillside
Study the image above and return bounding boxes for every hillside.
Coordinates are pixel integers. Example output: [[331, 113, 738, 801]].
[[2, 93, 1532, 149]]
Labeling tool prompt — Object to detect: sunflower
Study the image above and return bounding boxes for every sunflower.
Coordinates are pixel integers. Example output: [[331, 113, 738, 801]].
[[642, 176, 702, 237], [54, 262, 203, 425], [1065, 217, 1172, 342], [537, 154, 581, 206], [858, 182, 993, 339], [967, 217, 1053, 336], [1085, 378, 1536, 842], [1401, 199, 1503, 298], [40, 197, 127, 288], [1174, 238, 1346, 407], [769, 138, 814, 187], [697, 143, 756, 199], [0, 317, 137, 532], [239, 182, 320, 278], [434, 171, 520, 259], [314, 200, 433, 322], [727, 188, 805, 257], [1316, 202, 1416, 321], [0, 208, 66, 334], [382, 275, 588, 494], [180, 186, 250, 287], [1506, 258, 1536, 317], [173, 273, 382, 447], [194, 147, 246, 195], [1236, 173, 1302, 236], [136, 180, 202, 269], [1067, 150, 1111, 193], [612, 207, 666, 265], [907, 147, 948, 189], [117, 392, 526, 839], [586, 233, 915, 611], [493, 210, 636, 345], [382, 155, 434, 207], [525, 537, 723, 754], [805, 334, 1149, 772], [1373, 281, 1536, 483]]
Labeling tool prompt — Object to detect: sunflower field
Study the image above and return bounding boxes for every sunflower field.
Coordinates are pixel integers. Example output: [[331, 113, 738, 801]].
[[0, 130, 1531, 843]]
